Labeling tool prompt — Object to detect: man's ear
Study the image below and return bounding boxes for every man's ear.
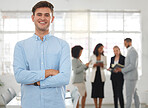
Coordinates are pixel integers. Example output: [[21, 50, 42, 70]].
[[51, 16, 55, 23], [31, 15, 34, 22]]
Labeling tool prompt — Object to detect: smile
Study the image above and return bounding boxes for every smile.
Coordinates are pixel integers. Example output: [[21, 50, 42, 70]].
[[39, 21, 46, 24]]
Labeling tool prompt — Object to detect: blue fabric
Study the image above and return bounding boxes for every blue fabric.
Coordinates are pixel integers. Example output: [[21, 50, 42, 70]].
[[13, 34, 71, 108]]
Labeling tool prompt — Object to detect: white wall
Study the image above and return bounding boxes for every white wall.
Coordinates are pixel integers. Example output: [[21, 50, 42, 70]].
[[0, 0, 148, 105]]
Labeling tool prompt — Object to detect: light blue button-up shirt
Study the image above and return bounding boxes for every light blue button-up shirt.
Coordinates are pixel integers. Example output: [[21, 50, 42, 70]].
[[13, 34, 71, 108]]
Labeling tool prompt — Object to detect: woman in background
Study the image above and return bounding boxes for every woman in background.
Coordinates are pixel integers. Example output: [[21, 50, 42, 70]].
[[108, 46, 125, 108], [71, 45, 90, 108], [89, 43, 107, 108]]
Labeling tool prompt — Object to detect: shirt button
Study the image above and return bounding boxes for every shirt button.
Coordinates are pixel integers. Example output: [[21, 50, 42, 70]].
[[41, 78, 43, 80], [41, 62, 43, 64]]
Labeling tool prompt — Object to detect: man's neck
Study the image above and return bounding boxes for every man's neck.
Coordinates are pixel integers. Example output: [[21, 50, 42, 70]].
[[127, 45, 132, 49], [127, 46, 132, 53], [35, 30, 49, 41]]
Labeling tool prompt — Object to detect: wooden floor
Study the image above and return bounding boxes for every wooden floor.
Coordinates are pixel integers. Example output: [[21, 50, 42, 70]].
[[1, 104, 147, 108], [85, 104, 147, 108]]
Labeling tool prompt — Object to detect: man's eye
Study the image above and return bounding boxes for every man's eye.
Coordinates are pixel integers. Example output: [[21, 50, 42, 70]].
[[45, 14, 50, 17], [37, 13, 42, 16]]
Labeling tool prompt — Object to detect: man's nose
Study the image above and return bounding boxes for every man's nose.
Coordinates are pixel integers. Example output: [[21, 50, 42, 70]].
[[40, 15, 46, 20]]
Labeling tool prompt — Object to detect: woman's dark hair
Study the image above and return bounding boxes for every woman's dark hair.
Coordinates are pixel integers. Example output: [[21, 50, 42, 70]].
[[71, 45, 83, 58], [93, 43, 104, 56]]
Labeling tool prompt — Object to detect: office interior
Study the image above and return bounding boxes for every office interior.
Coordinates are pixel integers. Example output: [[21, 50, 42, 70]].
[[0, 0, 148, 107]]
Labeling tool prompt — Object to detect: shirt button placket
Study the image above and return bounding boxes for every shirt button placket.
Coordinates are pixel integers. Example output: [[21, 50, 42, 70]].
[[40, 42, 44, 107], [41, 42, 44, 70]]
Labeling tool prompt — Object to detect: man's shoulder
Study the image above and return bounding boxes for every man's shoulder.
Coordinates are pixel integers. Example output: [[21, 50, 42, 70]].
[[127, 48, 138, 58], [51, 35, 67, 42], [130, 47, 138, 54], [51, 35, 69, 46], [16, 36, 33, 46]]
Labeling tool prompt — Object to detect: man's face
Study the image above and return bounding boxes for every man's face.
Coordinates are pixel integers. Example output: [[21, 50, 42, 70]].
[[32, 7, 54, 32], [124, 41, 130, 48]]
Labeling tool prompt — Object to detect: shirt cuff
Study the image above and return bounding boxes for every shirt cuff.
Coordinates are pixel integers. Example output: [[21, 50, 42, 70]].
[[39, 76, 51, 88], [32, 70, 45, 83], [38, 70, 45, 81], [39, 80, 45, 88]]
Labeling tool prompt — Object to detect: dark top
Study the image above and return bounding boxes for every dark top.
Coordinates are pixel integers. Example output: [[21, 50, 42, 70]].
[[91, 66, 104, 98], [110, 54, 125, 80]]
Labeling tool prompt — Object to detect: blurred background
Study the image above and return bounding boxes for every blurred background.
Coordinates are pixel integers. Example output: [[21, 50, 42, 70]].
[[0, 0, 148, 107]]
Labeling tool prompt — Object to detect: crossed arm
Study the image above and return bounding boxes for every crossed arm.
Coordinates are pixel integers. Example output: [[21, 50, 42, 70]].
[[27, 69, 59, 86], [13, 42, 71, 88]]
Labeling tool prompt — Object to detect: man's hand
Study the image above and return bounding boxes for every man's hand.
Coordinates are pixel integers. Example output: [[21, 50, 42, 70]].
[[114, 67, 121, 73], [35, 69, 59, 86], [45, 69, 59, 78], [27, 69, 59, 86], [37, 81, 40, 86]]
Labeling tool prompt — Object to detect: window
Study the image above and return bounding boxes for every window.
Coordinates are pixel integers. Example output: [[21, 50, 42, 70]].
[[0, 10, 141, 76], [90, 12, 107, 31]]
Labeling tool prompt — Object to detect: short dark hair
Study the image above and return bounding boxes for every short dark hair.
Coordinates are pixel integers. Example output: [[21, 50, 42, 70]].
[[32, 1, 54, 15], [71, 45, 83, 58], [124, 38, 132, 43], [93, 43, 104, 56]]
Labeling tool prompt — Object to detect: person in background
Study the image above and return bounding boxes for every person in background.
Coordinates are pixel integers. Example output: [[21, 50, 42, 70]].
[[115, 38, 141, 108], [71, 45, 90, 108], [13, 1, 71, 108], [108, 46, 125, 108], [89, 43, 107, 108]]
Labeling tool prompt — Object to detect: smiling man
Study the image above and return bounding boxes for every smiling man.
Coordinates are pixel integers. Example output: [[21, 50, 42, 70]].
[[13, 1, 71, 108]]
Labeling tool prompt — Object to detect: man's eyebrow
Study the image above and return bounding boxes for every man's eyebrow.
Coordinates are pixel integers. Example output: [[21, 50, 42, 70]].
[[44, 13, 50, 14], [36, 13, 42, 14], [36, 13, 50, 14]]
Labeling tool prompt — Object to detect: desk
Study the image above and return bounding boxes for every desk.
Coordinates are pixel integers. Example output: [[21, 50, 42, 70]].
[[6, 92, 73, 108]]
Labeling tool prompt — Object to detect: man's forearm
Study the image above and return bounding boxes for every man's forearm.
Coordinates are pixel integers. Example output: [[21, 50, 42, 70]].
[[27, 69, 59, 86], [45, 69, 59, 78], [36, 69, 59, 86]]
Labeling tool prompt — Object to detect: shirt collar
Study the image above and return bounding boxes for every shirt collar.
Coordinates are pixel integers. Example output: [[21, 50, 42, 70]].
[[33, 33, 52, 41], [127, 46, 132, 52]]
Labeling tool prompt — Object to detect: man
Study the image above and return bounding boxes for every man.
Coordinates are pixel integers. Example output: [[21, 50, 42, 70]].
[[13, 1, 71, 108], [115, 38, 140, 108]]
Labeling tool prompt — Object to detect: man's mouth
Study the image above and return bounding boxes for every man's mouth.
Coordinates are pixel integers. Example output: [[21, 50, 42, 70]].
[[39, 21, 46, 24]]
